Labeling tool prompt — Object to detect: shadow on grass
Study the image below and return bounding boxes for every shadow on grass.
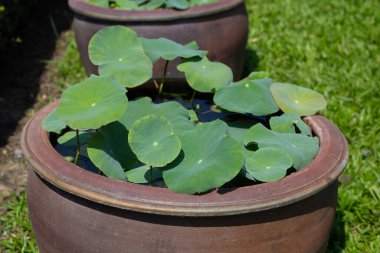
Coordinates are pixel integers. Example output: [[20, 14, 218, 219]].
[[0, 0, 72, 147], [241, 47, 260, 78]]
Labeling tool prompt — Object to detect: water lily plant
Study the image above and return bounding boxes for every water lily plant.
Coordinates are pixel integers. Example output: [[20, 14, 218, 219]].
[[43, 26, 327, 194], [87, 0, 217, 10]]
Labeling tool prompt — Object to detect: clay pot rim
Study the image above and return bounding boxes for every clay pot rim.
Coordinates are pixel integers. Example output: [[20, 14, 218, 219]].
[[21, 100, 348, 217], [68, 0, 245, 22]]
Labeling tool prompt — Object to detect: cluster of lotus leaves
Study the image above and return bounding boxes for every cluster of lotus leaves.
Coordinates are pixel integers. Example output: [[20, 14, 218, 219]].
[[43, 26, 327, 194], [87, 0, 217, 10]]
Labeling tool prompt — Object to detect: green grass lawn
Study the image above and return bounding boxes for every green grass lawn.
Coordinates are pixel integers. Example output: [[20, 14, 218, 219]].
[[1, 0, 379, 252]]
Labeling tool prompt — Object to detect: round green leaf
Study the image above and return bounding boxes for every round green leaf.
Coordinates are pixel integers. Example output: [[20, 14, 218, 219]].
[[177, 57, 233, 93], [88, 121, 138, 180], [126, 164, 163, 184], [128, 115, 181, 167], [87, 0, 109, 7], [56, 75, 128, 130], [214, 79, 279, 116], [244, 123, 319, 171], [189, 0, 217, 7], [163, 120, 244, 194], [245, 147, 293, 182], [165, 0, 189, 9], [57, 130, 92, 146], [270, 113, 312, 136], [270, 83, 327, 116], [88, 26, 152, 87], [141, 38, 207, 64], [242, 71, 270, 81], [141, 0, 165, 9], [119, 97, 194, 134], [42, 109, 66, 134]]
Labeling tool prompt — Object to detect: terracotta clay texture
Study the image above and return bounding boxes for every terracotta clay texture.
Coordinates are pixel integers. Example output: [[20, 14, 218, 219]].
[[22, 101, 349, 253], [68, 0, 249, 91]]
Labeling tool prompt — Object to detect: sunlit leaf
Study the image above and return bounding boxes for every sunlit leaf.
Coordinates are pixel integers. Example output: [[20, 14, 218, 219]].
[[88, 26, 152, 87], [128, 115, 181, 167], [88, 121, 138, 180], [245, 147, 293, 182], [269, 113, 312, 136], [163, 120, 244, 194], [270, 83, 327, 116], [42, 109, 66, 134], [177, 57, 233, 93], [214, 79, 279, 116], [244, 123, 319, 170], [165, 0, 189, 10], [141, 38, 207, 64], [119, 96, 194, 134], [57, 130, 92, 146], [56, 75, 128, 130], [126, 164, 163, 184]]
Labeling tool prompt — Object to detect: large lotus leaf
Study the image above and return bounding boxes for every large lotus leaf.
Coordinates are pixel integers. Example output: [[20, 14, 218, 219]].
[[270, 113, 312, 136], [88, 121, 138, 180], [117, 1, 139, 9], [177, 57, 233, 93], [128, 115, 181, 167], [165, 0, 189, 10], [119, 97, 194, 133], [88, 26, 152, 87], [56, 75, 128, 130], [214, 79, 279, 116], [244, 123, 319, 170], [245, 147, 293, 182], [141, 38, 207, 64], [224, 120, 254, 144], [57, 130, 92, 146], [98, 56, 152, 88], [126, 164, 163, 184], [163, 120, 244, 194], [270, 83, 327, 116], [42, 109, 66, 134]]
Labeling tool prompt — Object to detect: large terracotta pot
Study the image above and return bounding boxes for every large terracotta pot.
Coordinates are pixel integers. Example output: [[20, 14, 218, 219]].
[[68, 0, 249, 90], [22, 101, 348, 253]]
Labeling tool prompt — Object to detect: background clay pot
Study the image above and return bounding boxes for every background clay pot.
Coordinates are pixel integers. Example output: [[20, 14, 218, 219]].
[[68, 0, 249, 91], [22, 101, 349, 253]]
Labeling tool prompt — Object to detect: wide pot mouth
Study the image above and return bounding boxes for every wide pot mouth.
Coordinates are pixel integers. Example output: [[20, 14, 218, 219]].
[[22, 100, 348, 216], [68, 0, 245, 22]]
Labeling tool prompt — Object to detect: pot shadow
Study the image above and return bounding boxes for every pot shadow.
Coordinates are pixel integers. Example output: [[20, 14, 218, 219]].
[[0, 0, 72, 147], [241, 47, 260, 78], [325, 208, 346, 252]]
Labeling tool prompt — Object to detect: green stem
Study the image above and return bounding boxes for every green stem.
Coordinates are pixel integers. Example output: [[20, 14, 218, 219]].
[[158, 60, 169, 97], [74, 129, 80, 165]]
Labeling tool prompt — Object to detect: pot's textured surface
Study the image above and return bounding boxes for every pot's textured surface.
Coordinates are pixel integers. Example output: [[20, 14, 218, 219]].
[[22, 102, 349, 253], [68, 0, 249, 89]]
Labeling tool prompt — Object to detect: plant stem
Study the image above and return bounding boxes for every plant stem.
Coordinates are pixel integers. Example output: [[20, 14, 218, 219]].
[[74, 129, 80, 165], [149, 166, 153, 186], [158, 60, 169, 97]]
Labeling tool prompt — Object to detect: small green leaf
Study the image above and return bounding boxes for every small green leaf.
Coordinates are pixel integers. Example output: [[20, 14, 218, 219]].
[[88, 121, 138, 180], [126, 164, 163, 184], [42, 109, 66, 134], [270, 113, 312, 136], [117, 1, 139, 9], [270, 83, 327, 116], [242, 71, 270, 81], [189, 0, 217, 7], [57, 131, 92, 146], [177, 57, 233, 93], [88, 26, 152, 87], [119, 97, 194, 134], [214, 79, 279, 116], [86, 0, 109, 8], [56, 75, 128, 130], [163, 120, 244, 194], [245, 147, 293, 182], [165, 0, 189, 10], [128, 115, 182, 167], [141, 38, 207, 64], [141, 0, 165, 9], [244, 123, 319, 170]]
